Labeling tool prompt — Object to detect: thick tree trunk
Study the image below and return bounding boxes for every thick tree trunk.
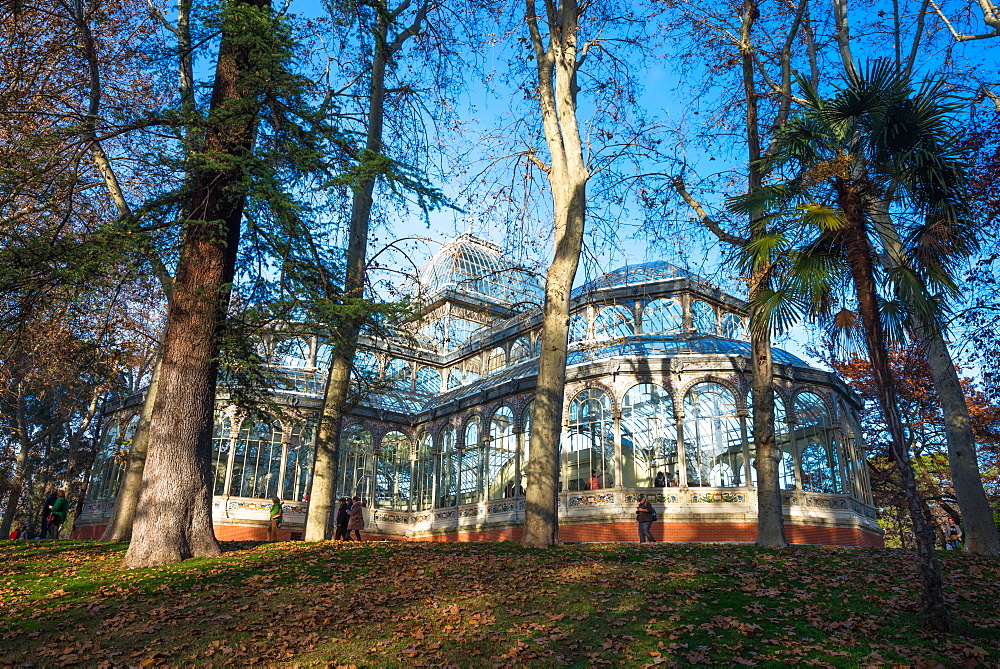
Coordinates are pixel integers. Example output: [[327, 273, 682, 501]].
[[122, 0, 268, 568], [838, 183, 952, 631], [872, 216, 1000, 555], [101, 352, 162, 542], [520, 0, 589, 549]]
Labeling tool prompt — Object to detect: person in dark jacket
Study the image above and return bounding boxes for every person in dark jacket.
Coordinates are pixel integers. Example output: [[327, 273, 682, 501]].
[[39, 489, 57, 539], [335, 498, 350, 540], [50, 490, 69, 540], [636, 494, 656, 544]]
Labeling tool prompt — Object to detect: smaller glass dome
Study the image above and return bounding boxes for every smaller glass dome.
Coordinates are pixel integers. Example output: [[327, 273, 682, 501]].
[[417, 233, 543, 304]]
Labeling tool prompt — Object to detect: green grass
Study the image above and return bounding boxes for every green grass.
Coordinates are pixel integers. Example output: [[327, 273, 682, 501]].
[[1, 539, 998, 666]]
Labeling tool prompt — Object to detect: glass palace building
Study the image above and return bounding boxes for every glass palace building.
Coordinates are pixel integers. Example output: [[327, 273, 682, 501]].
[[76, 233, 883, 546]]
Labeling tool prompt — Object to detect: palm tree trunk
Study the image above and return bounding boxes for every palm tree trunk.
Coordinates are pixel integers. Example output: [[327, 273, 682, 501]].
[[838, 183, 952, 631], [872, 214, 1000, 555]]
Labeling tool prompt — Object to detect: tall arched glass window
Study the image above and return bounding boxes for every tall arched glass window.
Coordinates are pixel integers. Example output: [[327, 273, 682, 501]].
[[795, 392, 841, 493], [487, 407, 517, 499], [282, 422, 314, 501], [411, 433, 434, 511], [622, 384, 678, 487], [594, 305, 634, 341], [485, 347, 506, 374], [519, 401, 534, 494], [211, 415, 232, 496], [377, 431, 411, 510], [642, 298, 683, 334], [385, 359, 412, 391], [569, 313, 587, 343], [438, 425, 457, 507], [459, 419, 482, 505], [339, 425, 373, 499], [566, 388, 615, 490], [683, 383, 743, 487], [416, 366, 442, 394], [229, 421, 283, 499], [742, 394, 794, 489], [509, 338, 531, 363], [88, 421, 122, 500], [720, 313, 744, 339], [691, 301, 716, 333]]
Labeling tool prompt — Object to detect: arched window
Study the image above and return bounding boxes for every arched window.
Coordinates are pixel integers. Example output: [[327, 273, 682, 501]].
[[385, 359, 412, 391], [377, 431, 411, 510], [354, 349, 379, 378], [566, 388, 615, 490], [282, 423, 314, 501], [416, 366, 442, 394], [642, 298, 683, 334], [446, 368, 463, 390], [88, 421, 122, 500], [742, 395, 796, 490], [438, 425, 457, 507], [485, 347, 506, 374], [795, 392, 841, 493], [487, 407, 517, 499], [622, 384, 678, 487], [229, 421, 283, 499], [211, 415, 232, 496], [465, 357, 482, 385], [569, 313, 587, 343], [339, 425, 373, 499], [509, 338, 531, 363], [459, 419, 482, 505], [412, 433, 434, 511], [720, 313, 744, 339], [691, 301, 716, 333], [683, 383, 743, 487], [593, 305, 634, 341], [519, 401, 534, 494], [273, 338, 311, 368]]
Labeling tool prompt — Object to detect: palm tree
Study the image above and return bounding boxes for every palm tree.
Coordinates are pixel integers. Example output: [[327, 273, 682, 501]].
[[729, 62, 978, 632]]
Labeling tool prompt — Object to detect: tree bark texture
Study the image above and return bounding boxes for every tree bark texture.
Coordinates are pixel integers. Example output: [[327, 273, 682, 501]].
[[101, 352, 162, 542], [740, 0, 787, 548], [520, 0, 589, 549], [872, 217, 1000, 555], [837, 182, 952, 631], [122, 0, 268, 568], [305, 4, 401, 541]]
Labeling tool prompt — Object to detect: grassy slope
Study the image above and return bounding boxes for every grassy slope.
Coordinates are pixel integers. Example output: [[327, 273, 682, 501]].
[[0, 540, 997, 667]]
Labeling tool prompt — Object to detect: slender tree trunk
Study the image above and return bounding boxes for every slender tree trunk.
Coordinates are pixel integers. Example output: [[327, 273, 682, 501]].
[[738, 0, 787, 548], [123, 0, 268, 568], [0, 444, 28, 538], [838, 183, 952, 631], [520, 0, 589, 549], [305, 6, 393, 541], [872, 216, 1000, 555], [101, 352, 162, 542]]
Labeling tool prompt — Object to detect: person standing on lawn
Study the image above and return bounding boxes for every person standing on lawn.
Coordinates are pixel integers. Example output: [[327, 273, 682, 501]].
[[636, 494, 656, 544], [49, 490, 69, 540], [945, 517, 963, 550], [335, 497, 350, 540], [346, 496, 365, 541], [268, 497, 283, 542], [39, 489, 57, 539]]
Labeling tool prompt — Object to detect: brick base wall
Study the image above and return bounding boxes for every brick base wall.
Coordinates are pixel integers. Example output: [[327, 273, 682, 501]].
[[73, 520, 883, 548], [408, 521, 884, 548]]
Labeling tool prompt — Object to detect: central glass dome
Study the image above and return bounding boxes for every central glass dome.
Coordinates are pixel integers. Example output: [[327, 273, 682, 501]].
[[417, 233, 543, 305]]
